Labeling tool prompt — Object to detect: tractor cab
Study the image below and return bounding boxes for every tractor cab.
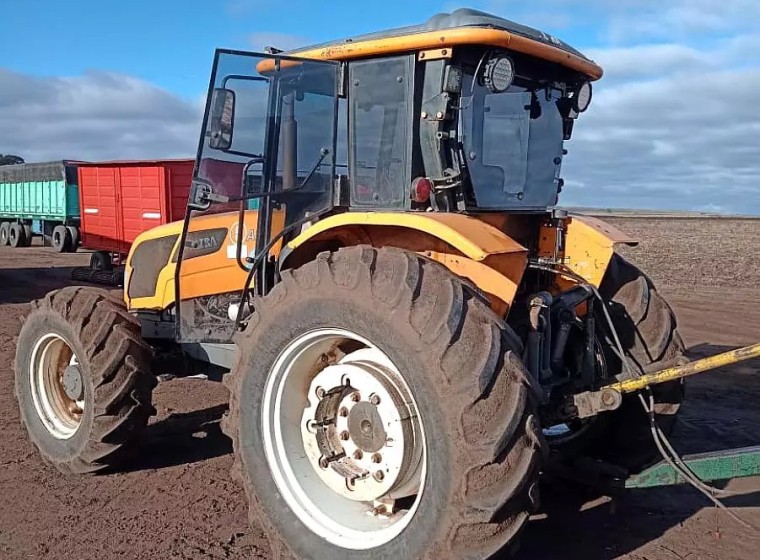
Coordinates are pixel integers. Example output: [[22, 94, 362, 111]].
[[175, 8, 602, 343]]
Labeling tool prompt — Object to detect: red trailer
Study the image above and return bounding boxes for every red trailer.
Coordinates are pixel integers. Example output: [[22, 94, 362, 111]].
[[76, 159, 193, 270]]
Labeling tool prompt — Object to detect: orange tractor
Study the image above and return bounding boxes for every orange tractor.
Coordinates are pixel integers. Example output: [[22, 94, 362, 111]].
[[14, 9, 760, 559]]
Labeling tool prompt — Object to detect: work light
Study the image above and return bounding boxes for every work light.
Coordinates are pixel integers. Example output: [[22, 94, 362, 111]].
[[572, 81, 592, 112], [483, 55, 515, 93]]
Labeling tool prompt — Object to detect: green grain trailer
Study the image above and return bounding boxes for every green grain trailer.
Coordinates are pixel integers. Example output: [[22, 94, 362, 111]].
[[0, 161, 81, 251]]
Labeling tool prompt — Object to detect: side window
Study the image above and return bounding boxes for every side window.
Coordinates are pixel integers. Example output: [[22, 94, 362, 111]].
[[349, 56, 411, 207]]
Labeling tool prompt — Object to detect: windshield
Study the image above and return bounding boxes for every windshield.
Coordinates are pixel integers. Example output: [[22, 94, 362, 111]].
[[177, 51, 339, 343], [460, 74, 565, 209]]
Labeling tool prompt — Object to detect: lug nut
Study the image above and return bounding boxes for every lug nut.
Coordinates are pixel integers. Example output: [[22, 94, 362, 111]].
[[353, 449, 363, 460], [318, 456, 329, 469], [315, 386, 326, 398], [350, 392, 361, 402], [371, 453, 382, 464], [369, 394, 381, 405], [340, 430, 350, 441], [371, 504, 387, 516], [339, 406, 349, 417], [374, 470, 385, 482], [306, 420, 318, 433]]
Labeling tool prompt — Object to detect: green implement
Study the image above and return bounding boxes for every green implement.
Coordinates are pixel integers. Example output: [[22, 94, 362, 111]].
[[626, 446, 760, 489]]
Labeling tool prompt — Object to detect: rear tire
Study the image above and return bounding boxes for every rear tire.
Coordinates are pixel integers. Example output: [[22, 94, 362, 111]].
[[22, 224, 33, 247], [9, 223, 25, 248], [14, 287, 156, 473], [592, 253, 685, 471], [0, 222, 10, 245], [66, 226, 79, 252], [223, 247, 545, 560], [52, 225, 71, 253]]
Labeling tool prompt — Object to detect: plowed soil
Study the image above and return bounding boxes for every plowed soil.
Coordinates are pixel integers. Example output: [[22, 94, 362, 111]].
[[1, 218, 759, 560]]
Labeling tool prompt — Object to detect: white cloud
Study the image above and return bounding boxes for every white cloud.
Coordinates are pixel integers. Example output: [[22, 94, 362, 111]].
[[562, 61, 760, 213], [0, 68, 201, 162]]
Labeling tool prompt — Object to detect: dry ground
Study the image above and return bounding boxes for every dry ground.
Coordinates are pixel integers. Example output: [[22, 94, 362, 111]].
[[0, 217, 759, 560]]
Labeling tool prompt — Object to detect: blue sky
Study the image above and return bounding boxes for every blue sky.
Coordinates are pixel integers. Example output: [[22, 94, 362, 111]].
[[2, 0, 759, 214]]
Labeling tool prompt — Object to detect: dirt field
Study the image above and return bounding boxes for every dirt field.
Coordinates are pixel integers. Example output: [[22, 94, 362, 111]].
[[1, 218, 759, 560]]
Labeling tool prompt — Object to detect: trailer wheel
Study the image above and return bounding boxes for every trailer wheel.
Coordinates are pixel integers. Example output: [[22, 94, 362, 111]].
[[22, 224, 33, 247], [591, 254, 685, 471], [66, 226, 79, 252], [90, 251, 113, 271], [0, 222, 10, 246], [223, 247, 545, 560], [14, 287, 156, 474], [9, 223, 25, 248], [52, 225, 71, 253]]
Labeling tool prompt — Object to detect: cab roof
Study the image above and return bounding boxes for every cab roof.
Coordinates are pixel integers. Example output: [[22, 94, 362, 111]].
[[285, 8, 603, 80]]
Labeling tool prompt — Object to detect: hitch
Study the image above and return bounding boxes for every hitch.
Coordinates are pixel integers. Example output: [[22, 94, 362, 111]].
[[573, 342, 760, 419]]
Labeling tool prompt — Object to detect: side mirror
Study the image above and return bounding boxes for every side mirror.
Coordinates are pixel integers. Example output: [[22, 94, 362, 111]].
[[208, 88, 235, 150]]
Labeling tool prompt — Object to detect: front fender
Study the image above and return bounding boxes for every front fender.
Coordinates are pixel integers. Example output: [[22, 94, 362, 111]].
[[562, 214, 638, 287]]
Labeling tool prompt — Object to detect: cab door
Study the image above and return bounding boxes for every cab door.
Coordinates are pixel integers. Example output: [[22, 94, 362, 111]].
[[176, 50, 340, 343]]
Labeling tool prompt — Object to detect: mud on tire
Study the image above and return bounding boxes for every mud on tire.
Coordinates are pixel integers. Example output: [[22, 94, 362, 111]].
[[222, 246, 546, 560], [15, 286, 156, 474]]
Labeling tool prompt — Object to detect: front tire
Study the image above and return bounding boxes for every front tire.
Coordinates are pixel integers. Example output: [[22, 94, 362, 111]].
[[14, 287, 156, 473], [592, 254, 685, 470], [223, 247, 545, 560]]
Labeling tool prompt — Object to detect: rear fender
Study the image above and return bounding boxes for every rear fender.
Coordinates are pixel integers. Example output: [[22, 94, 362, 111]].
[[283, 212, 530, 316]]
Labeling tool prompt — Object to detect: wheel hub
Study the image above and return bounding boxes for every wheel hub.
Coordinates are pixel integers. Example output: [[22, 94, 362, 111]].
[[62, 364, 84, 401], [348, 402, 386, 453], [300, 348, 422, 503]]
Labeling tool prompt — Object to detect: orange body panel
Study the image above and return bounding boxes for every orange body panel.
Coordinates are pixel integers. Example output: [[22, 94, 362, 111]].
[[179, 210, 286, 301]]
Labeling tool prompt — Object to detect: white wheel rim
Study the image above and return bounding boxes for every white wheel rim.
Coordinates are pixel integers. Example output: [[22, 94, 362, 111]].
[[29, 333, 85, 439], [261, 328, 427, 550]]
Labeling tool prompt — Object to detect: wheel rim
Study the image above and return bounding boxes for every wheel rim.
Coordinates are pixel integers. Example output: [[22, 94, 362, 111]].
[[262, 328, 427, 550], [29, 334, 85, 439]]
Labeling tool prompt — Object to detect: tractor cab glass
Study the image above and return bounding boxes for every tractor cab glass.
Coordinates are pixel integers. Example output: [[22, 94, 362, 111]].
[[178, 50, 339, 343], [458, 51, 575, 210]]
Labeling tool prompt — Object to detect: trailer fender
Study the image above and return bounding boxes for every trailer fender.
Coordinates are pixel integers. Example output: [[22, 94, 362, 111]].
[[283, 212, 530, 314]]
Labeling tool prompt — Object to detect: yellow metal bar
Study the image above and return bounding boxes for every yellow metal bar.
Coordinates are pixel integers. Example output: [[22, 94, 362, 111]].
[[607, 343, 760, 394]]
